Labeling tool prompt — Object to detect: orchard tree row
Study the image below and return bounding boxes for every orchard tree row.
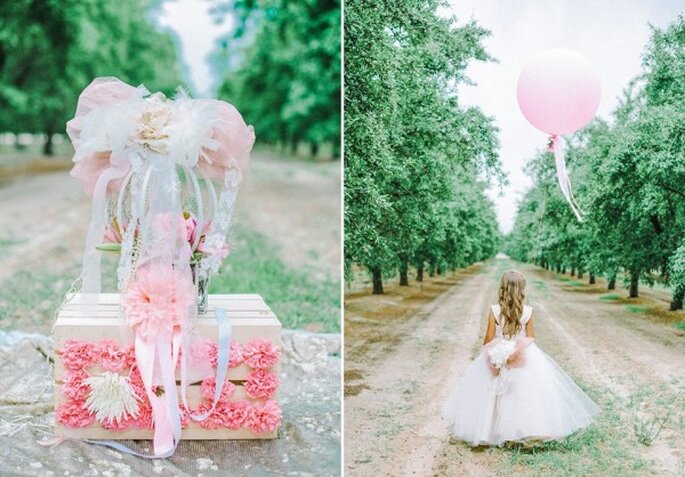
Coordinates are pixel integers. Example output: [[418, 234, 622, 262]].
[[0, 0, 183, 154], [213, 0, 341, 158], [507, 16, 685, 309], [344, 0, 504, 294]]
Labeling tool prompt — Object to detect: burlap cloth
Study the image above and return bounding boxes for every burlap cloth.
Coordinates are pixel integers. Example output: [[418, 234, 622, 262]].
[[0, 330, 341, 476]]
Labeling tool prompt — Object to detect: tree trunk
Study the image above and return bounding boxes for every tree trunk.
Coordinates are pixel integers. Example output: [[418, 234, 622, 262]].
[[670, 288, 684, 311], [310, 142, 319, 157], [589, 274, 596, 284], [436, 263, 443, 275], [399, 259, 409, 286], [372, 267, 383, 295], [608, 274, 616, 290], [43, 129, 54, 156], [570, 267, 576, 277], [416, 262, 424, 282], [629, 271, 639, 298], [578, 270, 584, 279]]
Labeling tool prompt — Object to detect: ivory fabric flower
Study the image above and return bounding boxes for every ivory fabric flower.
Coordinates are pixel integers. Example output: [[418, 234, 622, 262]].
[[244, 370, 279, 400], [135, 93, 172, 154], [122, 262, 195, 340], [244, 400, 282, 434], [243, 338, 280, 369]]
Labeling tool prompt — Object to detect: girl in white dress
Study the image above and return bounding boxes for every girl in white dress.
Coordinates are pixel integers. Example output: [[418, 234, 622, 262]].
[[442, 270, 599, 446]]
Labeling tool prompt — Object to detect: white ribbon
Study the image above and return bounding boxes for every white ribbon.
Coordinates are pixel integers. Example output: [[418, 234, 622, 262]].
[[549, 135, 584, 221]]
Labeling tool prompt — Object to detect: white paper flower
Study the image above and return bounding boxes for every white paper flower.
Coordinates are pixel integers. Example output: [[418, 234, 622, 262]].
[[84, 372, 141, 424]]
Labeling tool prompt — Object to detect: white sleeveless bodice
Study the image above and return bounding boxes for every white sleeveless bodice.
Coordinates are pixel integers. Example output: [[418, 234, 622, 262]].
[[491, 304, 532, 339]]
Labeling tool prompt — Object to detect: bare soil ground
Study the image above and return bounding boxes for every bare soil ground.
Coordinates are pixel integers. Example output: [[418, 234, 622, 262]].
[[344, 258, 685, 476]]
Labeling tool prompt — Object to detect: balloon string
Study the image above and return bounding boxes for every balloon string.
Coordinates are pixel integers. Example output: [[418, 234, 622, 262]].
[[549, 135, 584, 221]]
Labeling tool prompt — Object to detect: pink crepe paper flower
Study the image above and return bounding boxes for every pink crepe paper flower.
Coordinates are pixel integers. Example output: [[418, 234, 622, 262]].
[[98, 339, 129, 372], [206, 340, 244, 368], [200, 376, 236, 402], [60, 339, 99, 370], [180, 406, 191, 428], [101, 414, 137, 431], [61, 369, 90, 401], [56, 399, 95, 428], [122, 262, 196, 341], [196, 402, 228, 430], [133, 403, 154, 429], [243, 338, 280, 369], [244, 400, 282, 434], [223, 400, 249, 430], [195, 100, 254, 182], [244, 369, 279, 400]]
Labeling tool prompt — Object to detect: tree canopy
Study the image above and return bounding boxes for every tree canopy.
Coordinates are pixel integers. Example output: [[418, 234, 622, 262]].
[[0, 0, 184, 154], [213, 0, 341, 158], [344, 0, 504, 293]]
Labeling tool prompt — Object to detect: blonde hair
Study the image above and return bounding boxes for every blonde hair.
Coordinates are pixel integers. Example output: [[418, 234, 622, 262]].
[[498, 270, 526, 338]]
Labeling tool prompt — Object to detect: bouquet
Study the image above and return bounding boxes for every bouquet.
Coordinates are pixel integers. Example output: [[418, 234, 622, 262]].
[[484, 337, 534, 376]]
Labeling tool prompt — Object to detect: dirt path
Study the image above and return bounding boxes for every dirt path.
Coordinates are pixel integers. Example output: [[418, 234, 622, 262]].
[[344, 258, 685, 476]]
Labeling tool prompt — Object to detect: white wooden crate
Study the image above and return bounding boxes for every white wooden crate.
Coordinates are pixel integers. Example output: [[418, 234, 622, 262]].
[[53, 293, 282, 440]]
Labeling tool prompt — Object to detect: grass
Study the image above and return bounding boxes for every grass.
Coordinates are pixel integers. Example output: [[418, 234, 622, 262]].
[[626, 305, 649, 314], [674, 321, 685, 331], [210, 225, 340, 332], [600, 294, 621, 301], [0, 227, 339, 333]]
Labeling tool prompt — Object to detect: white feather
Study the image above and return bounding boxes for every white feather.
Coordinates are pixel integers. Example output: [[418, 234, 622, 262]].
[[84, 372, 141, 424]]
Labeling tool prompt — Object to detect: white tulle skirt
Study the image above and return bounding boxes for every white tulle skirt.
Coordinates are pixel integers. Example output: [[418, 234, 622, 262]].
[[442, 342, 600, 446]]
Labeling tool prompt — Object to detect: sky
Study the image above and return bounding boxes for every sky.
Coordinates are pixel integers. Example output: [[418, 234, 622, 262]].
[[156, 0, 231, 97], [445, 0, 684, 234]]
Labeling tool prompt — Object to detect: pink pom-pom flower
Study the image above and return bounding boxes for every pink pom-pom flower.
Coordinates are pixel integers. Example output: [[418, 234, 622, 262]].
[[244, 400, 282, 434], [56, 399, 95, 428], [244, 369, 279, 400], [243, 339, 280, 369], [196, 402, 228, 430], [223, 400, 249, 429], [61, 369, 91, 401], [206, 340, 244, 368], [98, 339, 129, 372], [200, 376, 236, 402], [60, 339, 99, 370]]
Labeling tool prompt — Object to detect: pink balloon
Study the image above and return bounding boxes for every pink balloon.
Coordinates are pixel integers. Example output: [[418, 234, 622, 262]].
[[517, 49, 601, 136]]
